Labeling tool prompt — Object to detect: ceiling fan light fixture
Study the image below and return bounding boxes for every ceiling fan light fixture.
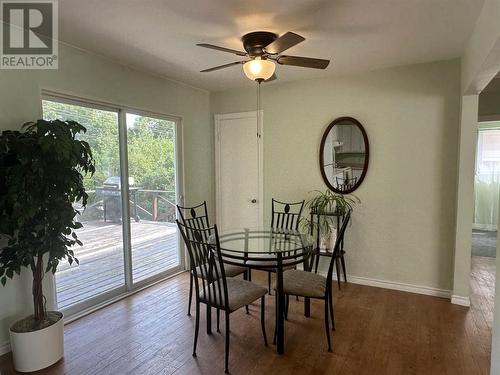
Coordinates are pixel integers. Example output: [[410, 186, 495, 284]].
[[198, 31, 330, 80], [243, 57, 275, 82]]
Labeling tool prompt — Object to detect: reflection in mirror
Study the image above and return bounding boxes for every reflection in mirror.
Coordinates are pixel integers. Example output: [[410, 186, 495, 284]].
[[320, 117, 369, 193]]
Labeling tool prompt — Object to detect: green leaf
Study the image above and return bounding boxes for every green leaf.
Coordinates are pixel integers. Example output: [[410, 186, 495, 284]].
[[0, 118, 95, 301]]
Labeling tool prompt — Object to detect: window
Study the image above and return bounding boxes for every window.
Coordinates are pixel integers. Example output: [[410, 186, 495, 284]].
[[474, 125, 500, 230]]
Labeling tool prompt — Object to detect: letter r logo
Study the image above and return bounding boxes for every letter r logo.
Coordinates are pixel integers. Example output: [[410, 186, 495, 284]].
[[2, 2, 53, 54]]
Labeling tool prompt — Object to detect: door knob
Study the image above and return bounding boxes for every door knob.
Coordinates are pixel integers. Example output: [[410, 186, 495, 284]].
[[251, 199, 257, 203]]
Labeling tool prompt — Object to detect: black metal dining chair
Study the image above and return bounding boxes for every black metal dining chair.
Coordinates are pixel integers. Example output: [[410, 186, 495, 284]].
[[247, 199, 305, 294], [280, 210, 351, 352], [271, 198, 305, 230], [177, 221, 268, 374], [176, 202, 247, 316]]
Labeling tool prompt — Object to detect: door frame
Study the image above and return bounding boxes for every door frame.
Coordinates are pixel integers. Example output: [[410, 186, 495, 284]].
[[214, 110, 264, 230]]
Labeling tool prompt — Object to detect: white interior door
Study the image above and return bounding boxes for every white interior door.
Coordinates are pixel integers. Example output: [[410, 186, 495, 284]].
[[215, 111, 263, 232]]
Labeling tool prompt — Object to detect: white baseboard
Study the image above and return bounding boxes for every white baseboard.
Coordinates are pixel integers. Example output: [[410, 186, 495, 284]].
[[450, 295, 471, 307], [317, 270, 452, 300], [345, 274, 451, 299], [0, 341, 10, 356]]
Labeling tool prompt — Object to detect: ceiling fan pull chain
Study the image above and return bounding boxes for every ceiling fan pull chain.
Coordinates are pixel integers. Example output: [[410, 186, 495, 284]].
[[257, 82, 261, 138]]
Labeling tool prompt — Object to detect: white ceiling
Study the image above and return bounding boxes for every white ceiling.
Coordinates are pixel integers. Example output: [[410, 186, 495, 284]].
[[58, 0, 485, 91]]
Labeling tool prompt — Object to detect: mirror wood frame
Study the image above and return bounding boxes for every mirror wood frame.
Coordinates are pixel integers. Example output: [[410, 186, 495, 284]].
[[319, 116, 369, 194]]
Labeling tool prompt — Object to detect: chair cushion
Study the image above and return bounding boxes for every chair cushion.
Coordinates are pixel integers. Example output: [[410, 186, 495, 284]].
[[199, 278, 267, 311], [225, 264, 248, 278], [194, 262, 246, 279], [281, 269, 327, 298]]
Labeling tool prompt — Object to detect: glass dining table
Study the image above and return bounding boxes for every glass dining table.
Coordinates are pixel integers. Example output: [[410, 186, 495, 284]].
[[215, 227, 314, 354]]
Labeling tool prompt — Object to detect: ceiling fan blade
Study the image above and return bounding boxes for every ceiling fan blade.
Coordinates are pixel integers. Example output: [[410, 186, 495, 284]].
[[265, 73, 277, 82], [264, 32, 305, 54], [200, 61, 245, 73], [277, 55, 330, 69], [196, 43, 247, 57]]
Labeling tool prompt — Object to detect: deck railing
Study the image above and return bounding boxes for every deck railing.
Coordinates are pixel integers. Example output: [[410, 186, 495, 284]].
[[78, 189, 177, 223], [135, 189, 176, 222]]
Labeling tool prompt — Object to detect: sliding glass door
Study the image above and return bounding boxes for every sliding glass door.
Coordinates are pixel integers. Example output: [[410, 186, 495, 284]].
[[43, 99, 126, 310], [42, 94, 183, 314], [126, 113, 181, 283]]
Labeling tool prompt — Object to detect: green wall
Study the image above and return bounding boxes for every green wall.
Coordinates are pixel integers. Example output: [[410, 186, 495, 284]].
[[212, 59, 461, 292]]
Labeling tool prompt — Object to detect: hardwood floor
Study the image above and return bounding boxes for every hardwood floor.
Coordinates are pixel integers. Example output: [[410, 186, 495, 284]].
[[0, 259, 495, 375]]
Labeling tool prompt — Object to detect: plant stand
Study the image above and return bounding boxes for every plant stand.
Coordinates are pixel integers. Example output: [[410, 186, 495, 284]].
[[309, 208, 348, 289]]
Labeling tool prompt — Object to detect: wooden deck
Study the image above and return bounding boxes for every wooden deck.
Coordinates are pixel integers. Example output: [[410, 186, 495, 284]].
[[55, 220, 179, 309]]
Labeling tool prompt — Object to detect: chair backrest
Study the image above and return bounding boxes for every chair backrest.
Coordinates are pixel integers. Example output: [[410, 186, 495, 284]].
[[271, 198, 305, 231], [176, 201, 210, 237], [176, 220, 229, 310], [335, 177, 358, 192], [326, 209, 352, 286]]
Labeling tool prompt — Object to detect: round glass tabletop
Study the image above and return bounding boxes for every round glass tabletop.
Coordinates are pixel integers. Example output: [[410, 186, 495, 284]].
[[214, 227, 313, 255]]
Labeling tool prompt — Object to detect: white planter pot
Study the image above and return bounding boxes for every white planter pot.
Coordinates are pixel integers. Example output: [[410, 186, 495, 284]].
[[319, 234, 329, 250], [319, 225, 337, 252], [9, 312, 64, 372], [329, 224, 337, 252]]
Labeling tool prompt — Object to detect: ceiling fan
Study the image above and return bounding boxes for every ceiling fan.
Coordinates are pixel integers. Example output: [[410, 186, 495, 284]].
[[197, 31, 330, 82]]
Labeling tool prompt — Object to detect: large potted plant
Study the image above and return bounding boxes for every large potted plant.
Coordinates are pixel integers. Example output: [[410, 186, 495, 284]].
[[302, 189, 359, 250], [0, 119, 95, 372]]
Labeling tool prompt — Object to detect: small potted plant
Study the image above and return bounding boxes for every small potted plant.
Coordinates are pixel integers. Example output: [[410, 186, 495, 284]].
[[0, 119, 95, 372], [302, 190, 359, 250]]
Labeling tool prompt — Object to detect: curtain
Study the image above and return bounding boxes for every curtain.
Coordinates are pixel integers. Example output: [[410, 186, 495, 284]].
[[474, 128, 500, 231]]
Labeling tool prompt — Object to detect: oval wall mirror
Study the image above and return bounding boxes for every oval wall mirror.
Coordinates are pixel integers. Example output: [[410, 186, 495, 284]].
[[319, 117, 369, 194]]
